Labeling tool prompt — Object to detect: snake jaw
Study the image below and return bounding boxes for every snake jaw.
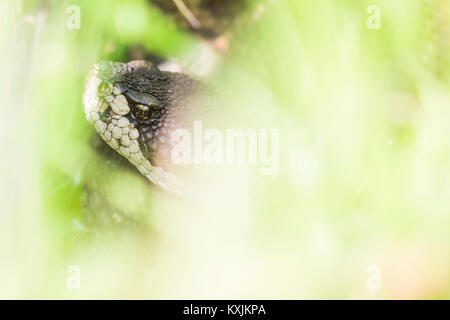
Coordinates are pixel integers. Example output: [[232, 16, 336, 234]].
[[83, 61, 184, 194]]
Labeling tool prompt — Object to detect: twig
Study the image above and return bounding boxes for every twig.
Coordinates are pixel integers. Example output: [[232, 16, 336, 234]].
[[172, 0, 201, 29]]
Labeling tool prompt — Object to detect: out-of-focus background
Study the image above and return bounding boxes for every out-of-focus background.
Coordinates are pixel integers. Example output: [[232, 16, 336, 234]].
[[0, 0, 449, 299]]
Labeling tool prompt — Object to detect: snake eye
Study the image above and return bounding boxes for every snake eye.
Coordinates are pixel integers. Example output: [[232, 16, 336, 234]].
[[133, 104, 151, 120], [124, 90, 163, 109]]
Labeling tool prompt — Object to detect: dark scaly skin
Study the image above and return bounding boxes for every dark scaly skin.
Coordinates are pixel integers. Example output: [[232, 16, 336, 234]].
[[100, 60, 199, 170], [84, 60, 218, 194]]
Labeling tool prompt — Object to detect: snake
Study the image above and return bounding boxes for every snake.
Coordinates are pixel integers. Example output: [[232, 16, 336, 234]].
[[83, 60, 212, 194]]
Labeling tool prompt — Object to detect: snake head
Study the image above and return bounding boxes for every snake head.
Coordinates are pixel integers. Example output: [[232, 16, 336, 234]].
[[83, 60, 197, 193]]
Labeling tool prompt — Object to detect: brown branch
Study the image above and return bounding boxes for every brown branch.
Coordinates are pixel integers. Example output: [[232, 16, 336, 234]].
[[172, 0, 201, 29]]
